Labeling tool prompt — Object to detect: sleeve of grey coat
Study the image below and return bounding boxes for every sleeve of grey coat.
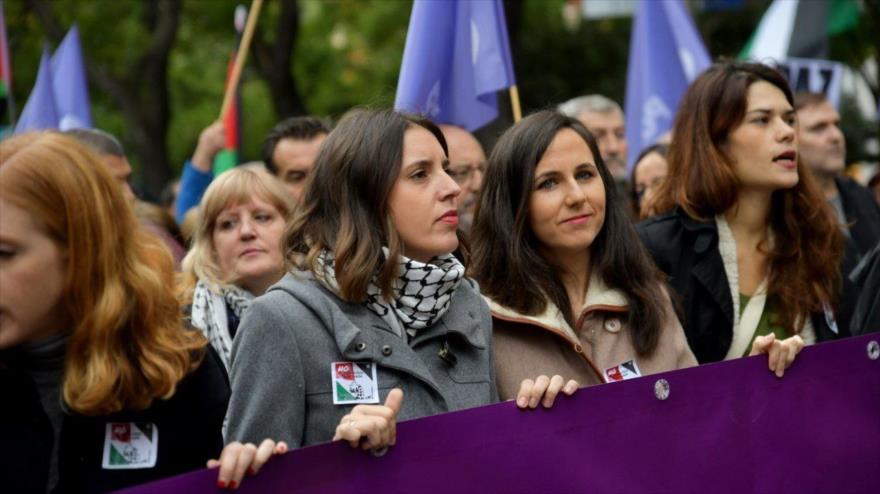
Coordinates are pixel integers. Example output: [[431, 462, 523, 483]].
[[225, 292, 307, 447]]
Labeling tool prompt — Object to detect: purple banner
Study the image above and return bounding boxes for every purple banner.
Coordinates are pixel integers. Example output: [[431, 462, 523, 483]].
[[120, 335, 880, 493]]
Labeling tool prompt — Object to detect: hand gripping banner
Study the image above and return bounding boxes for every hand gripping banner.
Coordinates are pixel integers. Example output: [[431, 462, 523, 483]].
[[119, 334, 880, 493]]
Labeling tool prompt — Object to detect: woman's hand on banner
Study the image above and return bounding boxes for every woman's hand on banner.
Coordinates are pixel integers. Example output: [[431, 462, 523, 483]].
[[333, 388, 404, 451], [749, 333, 805, 378], [516, 375, 578, 409], [209, 438, 288, 490]]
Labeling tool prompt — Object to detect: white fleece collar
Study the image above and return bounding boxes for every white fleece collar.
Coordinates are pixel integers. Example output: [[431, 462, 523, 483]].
[[485, 272, 629, 340]]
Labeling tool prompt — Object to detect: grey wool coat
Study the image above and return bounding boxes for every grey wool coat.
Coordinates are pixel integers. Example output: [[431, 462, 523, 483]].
[[225, 271, 498, 448]]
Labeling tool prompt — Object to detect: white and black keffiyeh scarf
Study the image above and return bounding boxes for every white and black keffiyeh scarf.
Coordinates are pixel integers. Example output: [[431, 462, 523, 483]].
[[190, 279, 254, 370], [315, 249, 465, 339]]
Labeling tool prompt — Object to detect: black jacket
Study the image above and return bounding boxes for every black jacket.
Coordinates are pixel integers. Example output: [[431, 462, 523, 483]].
[[1, 347, 229, 494], [849, 244, 880, 335], [836, 176, 880, 261], [637, 208, 846, 364], [835, 176, 880, 333]]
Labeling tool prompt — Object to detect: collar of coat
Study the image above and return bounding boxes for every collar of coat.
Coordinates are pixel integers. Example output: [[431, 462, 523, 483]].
[[274, 271, 489, 353], [484, 272, 629, 341]]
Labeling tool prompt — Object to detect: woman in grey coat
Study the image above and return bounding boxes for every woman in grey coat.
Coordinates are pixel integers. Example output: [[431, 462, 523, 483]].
[[212, 109, 498, 488]]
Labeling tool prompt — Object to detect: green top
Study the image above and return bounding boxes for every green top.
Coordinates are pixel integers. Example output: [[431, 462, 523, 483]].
[[739, 293, 791, 357]]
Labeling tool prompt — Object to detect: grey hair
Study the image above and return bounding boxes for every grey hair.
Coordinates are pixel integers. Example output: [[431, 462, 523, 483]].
[[557, 94, 622, 118], [63, 128, 126, 157]]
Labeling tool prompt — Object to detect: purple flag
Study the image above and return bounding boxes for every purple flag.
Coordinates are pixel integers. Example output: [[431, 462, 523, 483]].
[[394, 0, 516, 131], [51, 25, 92, 130], [624, 0, 711, 170], [117, 334, 880, 493], [14, 47, 58, 134]]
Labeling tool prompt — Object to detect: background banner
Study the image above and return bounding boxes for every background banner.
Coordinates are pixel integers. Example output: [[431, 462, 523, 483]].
[[119, 334, 880, 493]]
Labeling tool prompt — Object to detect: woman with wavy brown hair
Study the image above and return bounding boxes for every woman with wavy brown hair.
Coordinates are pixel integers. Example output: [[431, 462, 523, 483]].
[[0, 133, 229, 493], [213, 109, 497, 489], [639, 61, 845, 367]]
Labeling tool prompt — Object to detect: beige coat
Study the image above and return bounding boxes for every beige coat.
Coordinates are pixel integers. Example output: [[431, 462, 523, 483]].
[[489, 274, 697, 401]]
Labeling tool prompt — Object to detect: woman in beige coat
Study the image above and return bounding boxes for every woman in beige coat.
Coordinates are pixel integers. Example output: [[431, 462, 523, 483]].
[[469, 111, 697, 406]]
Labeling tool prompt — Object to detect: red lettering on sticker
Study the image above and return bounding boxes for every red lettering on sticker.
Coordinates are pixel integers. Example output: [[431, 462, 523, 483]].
[[112, 423, 131, 442], [605, 367, 623, 382], [336, 363, 355, 381]]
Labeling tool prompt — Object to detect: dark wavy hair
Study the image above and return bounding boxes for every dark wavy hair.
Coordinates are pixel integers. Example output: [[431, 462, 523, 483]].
[[284, 108, 449, 302], [648, 61, 843, 333], [469, 110, 669, 357]]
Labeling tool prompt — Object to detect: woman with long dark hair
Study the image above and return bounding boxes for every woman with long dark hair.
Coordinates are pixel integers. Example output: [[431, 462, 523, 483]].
[[469, 111, 696, 404], [639, 61, 844, 367]]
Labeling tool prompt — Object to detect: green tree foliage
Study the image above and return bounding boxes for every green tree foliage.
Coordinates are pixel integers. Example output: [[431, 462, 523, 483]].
[[295, 0, 410, 116], [6, 0, 877, 195]]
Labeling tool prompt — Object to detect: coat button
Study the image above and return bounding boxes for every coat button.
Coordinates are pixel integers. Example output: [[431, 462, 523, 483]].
[[604, 318, 621, 333], [654, 379, 670, 400], [574, 344, 583, 353], [355, 342, 366, 352], [382, 345, 392, 356]]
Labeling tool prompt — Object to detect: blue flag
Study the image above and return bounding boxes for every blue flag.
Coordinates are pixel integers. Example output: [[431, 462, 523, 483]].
[[51, 25, 92, 130], [14, 47, 58, 134], [394, 0, 515, 131], [624, 0, 710, 170]]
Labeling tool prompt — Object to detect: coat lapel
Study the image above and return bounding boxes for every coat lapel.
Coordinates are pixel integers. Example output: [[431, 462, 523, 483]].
[[680, 212, 734, 327]]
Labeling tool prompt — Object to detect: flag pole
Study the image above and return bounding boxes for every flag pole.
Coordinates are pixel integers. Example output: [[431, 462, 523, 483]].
[[219, 0, 263, 120], [509, 85, 522, 122]]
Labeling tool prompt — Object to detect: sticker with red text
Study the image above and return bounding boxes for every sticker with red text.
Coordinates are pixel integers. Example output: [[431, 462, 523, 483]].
[[102, 422, 158, 469], [331, 362, 379, 405], [604, 360, 642, 383]]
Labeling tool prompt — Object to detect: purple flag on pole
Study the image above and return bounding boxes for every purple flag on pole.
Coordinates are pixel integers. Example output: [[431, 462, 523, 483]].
[[14, 47, 59, 134], [51, 25, 92, 130], [394, 0, 516, 131], [624, 0, 711, 170]]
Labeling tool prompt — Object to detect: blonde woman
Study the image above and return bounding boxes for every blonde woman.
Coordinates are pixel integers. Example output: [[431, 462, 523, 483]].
[[0, 133, 228, 493], [180, 167, 295, 371]]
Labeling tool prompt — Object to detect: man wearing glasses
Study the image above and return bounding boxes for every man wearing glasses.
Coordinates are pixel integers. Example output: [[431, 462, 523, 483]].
[[439, 125, 486, 234]]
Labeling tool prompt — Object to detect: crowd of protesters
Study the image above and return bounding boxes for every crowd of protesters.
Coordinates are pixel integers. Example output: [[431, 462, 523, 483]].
[[2, 60, 880, 493]]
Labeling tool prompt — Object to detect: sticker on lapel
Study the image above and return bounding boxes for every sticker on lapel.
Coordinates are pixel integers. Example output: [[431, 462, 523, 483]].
[[102, 422, 158, 469], [332, 362, 380, 405], [604, 360, 642, 383]]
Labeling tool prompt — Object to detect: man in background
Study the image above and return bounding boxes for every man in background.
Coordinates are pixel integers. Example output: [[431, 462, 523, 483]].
[[262, 116, 331, 202], [439, 124, 486, 233], [65, 128, 186, 265], [558, 94, 628, 183], [795, 91, 880, 260], [64, 128, 135, 201], [795, 91, 880, 335]]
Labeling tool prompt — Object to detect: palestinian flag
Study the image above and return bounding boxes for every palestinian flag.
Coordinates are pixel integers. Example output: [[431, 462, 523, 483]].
[[740, 0, 859, 62], [212, 50, 240, 176]]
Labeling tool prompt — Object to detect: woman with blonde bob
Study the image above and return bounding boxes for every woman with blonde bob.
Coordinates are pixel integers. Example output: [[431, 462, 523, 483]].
[[181, 166, 294, 371], [0, 133, 229, 493]]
